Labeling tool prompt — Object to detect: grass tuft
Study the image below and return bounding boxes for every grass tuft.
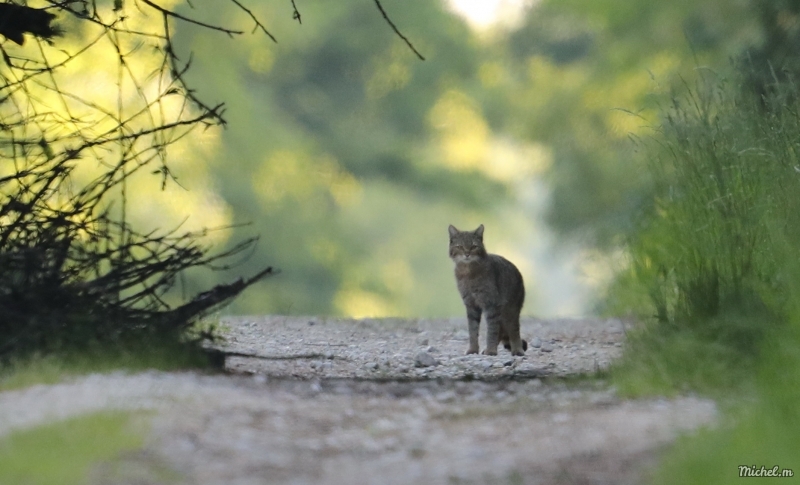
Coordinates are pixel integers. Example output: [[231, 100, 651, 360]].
[[0, 412, 148, 485]]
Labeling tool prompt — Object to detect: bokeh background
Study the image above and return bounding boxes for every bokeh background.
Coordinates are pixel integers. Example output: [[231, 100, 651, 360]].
[[106, 0, 790, 318]]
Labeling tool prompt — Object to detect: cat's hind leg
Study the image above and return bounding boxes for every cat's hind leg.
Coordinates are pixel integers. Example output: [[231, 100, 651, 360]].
[[503, 338, 528, 352], [500, 325, 510, 350], [501, 308, 526, 356]]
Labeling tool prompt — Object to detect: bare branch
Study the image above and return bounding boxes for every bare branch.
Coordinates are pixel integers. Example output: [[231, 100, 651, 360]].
[[373, 0, 425, 61], [139, 0, 244, 36], [291, 0, 301, 24], [228, 0, 278, 42]]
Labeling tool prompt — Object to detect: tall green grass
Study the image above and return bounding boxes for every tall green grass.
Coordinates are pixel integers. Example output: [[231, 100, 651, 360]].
[[608, 70, 800, 481], [610, 71, 800, 393]]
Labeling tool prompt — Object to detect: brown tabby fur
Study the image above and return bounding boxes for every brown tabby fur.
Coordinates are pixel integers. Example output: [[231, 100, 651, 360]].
[[448, 224, 527, 356]]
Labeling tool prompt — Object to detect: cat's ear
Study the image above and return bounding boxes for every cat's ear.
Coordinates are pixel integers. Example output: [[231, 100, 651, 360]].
[[474, 224, 484, 238], [448, 225, 459, 239]]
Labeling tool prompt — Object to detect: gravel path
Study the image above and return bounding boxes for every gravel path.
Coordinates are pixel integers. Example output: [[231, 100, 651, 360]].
[[0, 316, 717, 485], [220, 316, 628, 379]]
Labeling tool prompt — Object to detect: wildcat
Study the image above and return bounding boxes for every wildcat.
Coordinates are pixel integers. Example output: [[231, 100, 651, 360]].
[[449, 224, 527, 356]]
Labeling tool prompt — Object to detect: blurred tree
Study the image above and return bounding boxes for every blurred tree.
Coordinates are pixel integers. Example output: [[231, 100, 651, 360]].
[[171, 0, 516, 316], [498, 0, 800, 245], [744, 0, 800, 98]]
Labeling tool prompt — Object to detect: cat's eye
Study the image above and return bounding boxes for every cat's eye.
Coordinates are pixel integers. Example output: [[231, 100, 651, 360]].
[[470, 245, 477, 250]]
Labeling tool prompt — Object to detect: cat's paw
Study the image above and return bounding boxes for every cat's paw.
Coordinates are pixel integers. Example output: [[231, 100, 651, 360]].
[[465, 348, 479, 355], [511, 349, 525, 356], [481, 348, 498, 356]]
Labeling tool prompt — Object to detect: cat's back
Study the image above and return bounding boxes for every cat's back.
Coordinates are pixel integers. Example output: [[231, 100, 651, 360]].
[[487, 253, 525, 301]]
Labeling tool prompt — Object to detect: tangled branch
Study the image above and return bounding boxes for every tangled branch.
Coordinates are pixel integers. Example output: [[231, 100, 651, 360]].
[[0, 0, 276, 358]]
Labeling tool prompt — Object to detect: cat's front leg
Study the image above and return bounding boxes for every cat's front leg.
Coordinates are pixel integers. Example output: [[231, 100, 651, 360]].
[[482, 305, 501, 355], [465, 305, 481, 354]]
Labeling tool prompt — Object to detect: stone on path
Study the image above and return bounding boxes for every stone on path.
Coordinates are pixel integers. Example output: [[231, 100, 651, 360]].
[[414, 352, 440, 368]]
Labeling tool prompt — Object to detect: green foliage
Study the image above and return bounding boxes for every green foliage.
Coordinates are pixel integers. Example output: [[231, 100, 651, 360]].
[[0, 412, 148, 485]]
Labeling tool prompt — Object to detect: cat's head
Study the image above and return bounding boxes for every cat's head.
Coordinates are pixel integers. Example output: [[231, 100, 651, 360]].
[[448, 224, 487, 263]]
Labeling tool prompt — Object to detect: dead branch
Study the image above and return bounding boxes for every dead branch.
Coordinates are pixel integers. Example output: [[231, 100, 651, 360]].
[[373, 0, 425, 60]]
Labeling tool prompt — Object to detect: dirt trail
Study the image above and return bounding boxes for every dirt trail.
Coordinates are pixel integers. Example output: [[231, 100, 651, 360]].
[[0, 316, 717, 485]]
